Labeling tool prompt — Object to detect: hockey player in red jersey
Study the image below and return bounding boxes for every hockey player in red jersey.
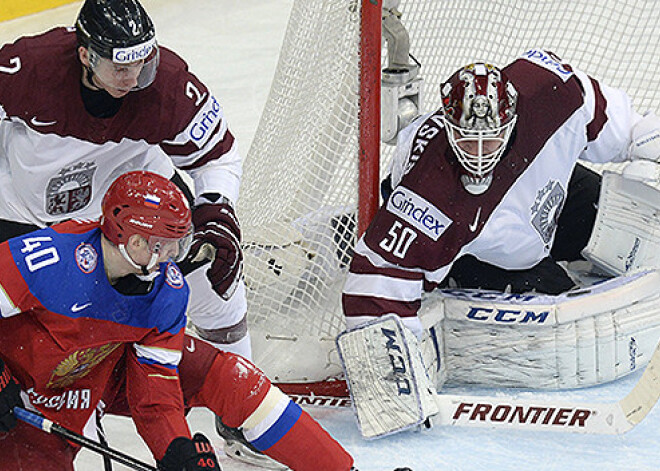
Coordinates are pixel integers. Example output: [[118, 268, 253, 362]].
[[0, 171, 356, 470], [0, 0, 266, 464], [0, 170, 218, 469], [343, 50, 660, 338]]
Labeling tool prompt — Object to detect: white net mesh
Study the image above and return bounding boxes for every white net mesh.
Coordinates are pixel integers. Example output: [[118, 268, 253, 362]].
[[237, 0, 660, 383]]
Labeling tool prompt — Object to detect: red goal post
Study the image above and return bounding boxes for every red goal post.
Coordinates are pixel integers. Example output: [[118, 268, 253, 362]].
[[236, 0, 660, 400]]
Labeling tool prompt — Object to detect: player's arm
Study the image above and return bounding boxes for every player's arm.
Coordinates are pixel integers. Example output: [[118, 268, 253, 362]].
[[125, 323, 191, 461], [562, 61, 657, 165], [160, 64, 243, 301], [342, 235, 426, 337], [126, 321, 224, 471]]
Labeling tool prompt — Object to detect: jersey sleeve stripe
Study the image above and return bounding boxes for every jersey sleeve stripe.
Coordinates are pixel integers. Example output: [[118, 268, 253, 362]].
[[160, 113, 228, 155], [342, 293, 421, 318], [167, 130, 235, 171], [133, 344, 182, 368], [350, 252, 424, 279], [586, 76, 608, 142], [343, 272, 423, 302]]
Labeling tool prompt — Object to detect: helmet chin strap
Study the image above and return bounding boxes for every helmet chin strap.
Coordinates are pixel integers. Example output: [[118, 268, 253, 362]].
[[118, 244, 160, 276], [83, 65, 101, 91]]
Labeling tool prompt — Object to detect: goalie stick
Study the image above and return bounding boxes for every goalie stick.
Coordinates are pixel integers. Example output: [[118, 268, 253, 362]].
[[13, 407, 157, 471], [337, 315, 660, 438], [434, 336, 660, 434]]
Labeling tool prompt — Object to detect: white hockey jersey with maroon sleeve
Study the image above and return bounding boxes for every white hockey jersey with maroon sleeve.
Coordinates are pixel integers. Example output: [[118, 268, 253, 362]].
[[342, 49, 640, 333], [0, 27, 241, 226]]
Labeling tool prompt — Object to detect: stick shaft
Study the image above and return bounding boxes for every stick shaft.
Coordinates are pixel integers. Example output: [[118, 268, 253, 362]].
[[14, 407, 157, 471]]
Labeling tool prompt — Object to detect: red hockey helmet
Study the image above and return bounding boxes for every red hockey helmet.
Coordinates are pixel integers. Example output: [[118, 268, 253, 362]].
[[441, 63, 518, 194], [101, 171, 192, 262]]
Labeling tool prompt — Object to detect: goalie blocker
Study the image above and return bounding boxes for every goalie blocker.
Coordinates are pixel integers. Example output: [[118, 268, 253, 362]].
[[338, 269, 660, 438]]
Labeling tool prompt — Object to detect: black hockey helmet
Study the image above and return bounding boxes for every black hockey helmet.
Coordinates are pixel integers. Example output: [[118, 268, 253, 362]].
[[76, 0, 154, 58], [76, 0, 159, 90]]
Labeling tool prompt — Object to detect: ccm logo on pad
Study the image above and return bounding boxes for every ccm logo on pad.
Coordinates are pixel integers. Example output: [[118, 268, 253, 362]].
[[387, 186, 452, 241]]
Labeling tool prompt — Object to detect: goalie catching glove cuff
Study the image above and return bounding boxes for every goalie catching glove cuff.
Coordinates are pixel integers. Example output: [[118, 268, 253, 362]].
[[0, 358, 24, 432], [181, 200, 242, 300], [158, 433, 221, 470]]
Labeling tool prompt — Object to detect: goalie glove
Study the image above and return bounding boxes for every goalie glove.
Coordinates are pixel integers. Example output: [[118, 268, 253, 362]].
[[158, 433, 220, 470], [629, 112, 660, 162], [181, 198, 242, 300], [0, 358, 24, 432]]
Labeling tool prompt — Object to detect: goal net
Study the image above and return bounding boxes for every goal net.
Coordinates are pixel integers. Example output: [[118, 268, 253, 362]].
[[236, 0, 660, 392]]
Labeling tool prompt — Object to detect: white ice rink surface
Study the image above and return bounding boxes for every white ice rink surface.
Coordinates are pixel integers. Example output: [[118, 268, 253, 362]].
[[2, 1, 660, 470]]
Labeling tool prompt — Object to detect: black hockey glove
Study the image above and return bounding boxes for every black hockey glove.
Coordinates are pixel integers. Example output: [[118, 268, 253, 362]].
[[180, 200, 242, 300], [0, 358, 24, 432], [158, 433, 221, 470]]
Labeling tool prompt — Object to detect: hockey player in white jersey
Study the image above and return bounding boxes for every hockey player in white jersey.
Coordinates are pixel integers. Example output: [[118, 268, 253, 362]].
[[344, 49, 660, 339], [0, 0, 266, 464], [0, 0, 248, 358], [339, 50, 660, 436]]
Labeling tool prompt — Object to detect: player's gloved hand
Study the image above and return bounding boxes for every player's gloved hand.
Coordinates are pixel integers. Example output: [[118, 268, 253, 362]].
[[181, 199, 242, 300], [158, 433, 221, 470], [0, 358, 24, 432]]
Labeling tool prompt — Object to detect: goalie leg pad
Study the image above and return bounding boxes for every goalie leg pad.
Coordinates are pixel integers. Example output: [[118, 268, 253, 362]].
[[421, 270, 660, 388], [337, 315, 439, 439]]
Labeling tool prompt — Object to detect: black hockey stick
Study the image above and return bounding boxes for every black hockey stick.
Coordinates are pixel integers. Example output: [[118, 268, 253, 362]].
[[14, 407, 157, 471]]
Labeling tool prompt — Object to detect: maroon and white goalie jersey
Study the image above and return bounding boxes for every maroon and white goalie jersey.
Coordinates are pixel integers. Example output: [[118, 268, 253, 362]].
[[0, 27, 241, 226], [343, 49, 641, 334]]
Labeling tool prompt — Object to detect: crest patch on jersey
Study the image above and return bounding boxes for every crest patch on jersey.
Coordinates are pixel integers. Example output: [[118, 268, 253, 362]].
[[75, 243, 98, 274], [165, 262, 185, 289], [386, 186, 453, 241], [530, 180, 566, 245], [46, 162, 97, 216], [46, 343, 121, 389]]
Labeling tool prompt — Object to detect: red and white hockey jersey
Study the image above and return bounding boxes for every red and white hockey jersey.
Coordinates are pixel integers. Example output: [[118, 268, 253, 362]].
[[0, 27, 241, 226], [343, 49, 640, 332], [0, 220, 191, 459]]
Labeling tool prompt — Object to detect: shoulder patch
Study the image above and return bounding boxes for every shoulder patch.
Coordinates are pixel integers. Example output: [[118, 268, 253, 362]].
[[165, 262, 185, 289], [75, 243, 98, 274], [185, 94, 221, 148], [386, 186, 452, 241], [521, 49, 573, 82]]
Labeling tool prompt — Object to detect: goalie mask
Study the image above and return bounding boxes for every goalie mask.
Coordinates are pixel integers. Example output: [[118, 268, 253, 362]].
[[441, 63, 518, 195], [101, 171, 192, 273], [76, 0, 159, 92]]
